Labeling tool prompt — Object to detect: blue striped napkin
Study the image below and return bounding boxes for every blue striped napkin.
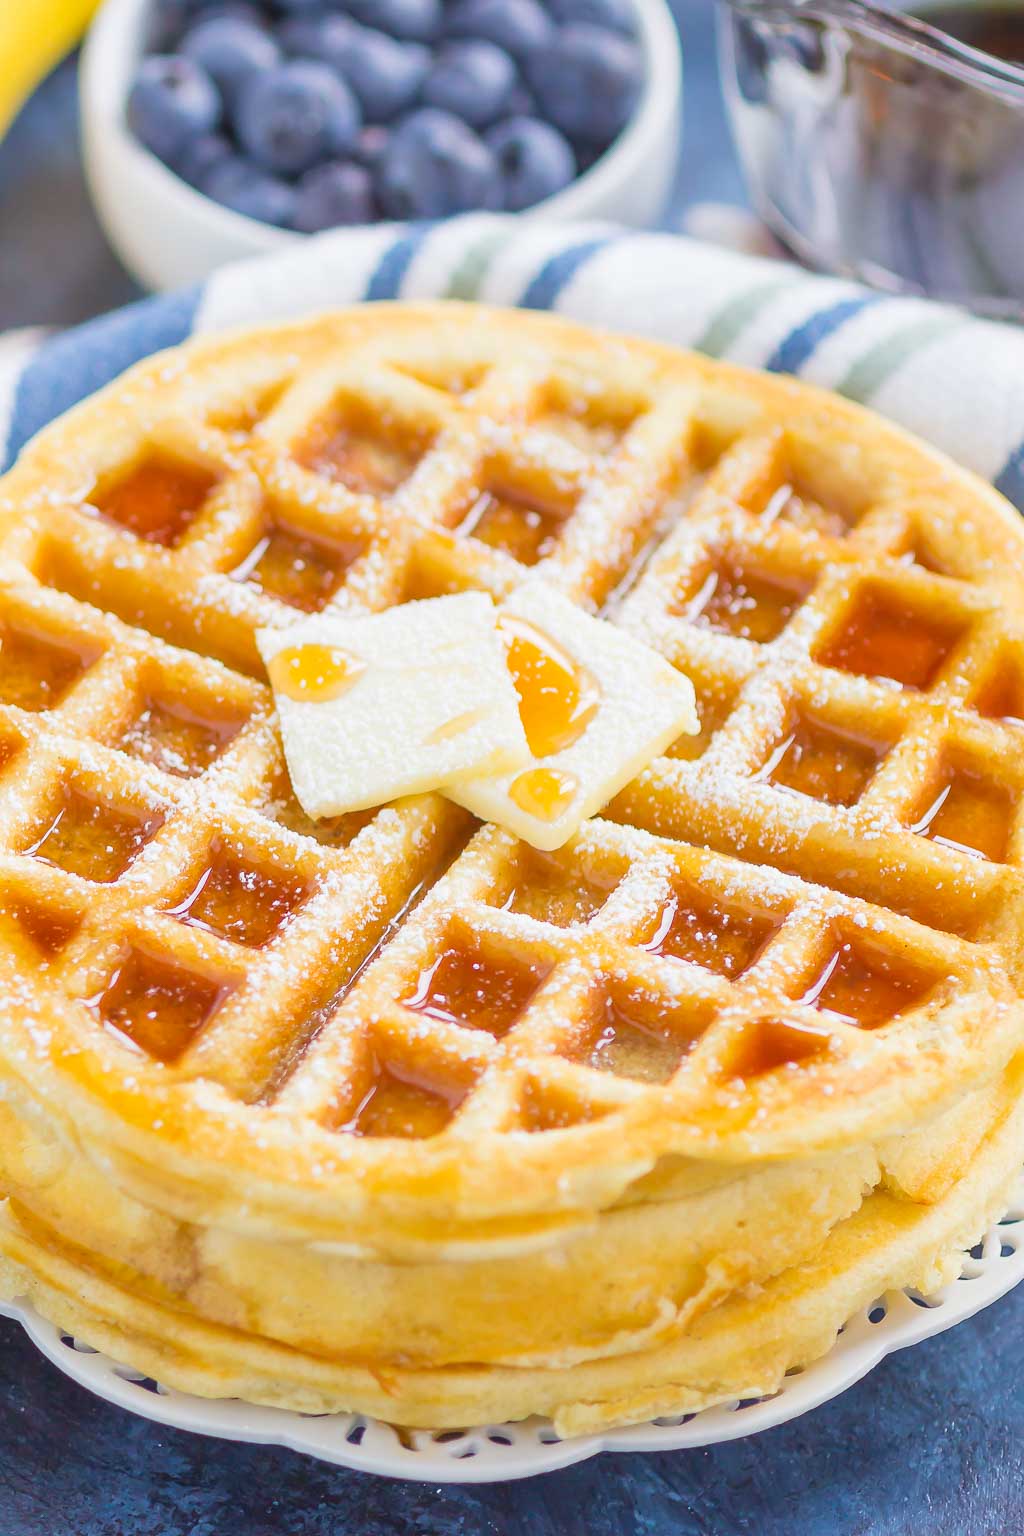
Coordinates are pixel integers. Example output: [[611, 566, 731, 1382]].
[[4, 214, 1024, 509]]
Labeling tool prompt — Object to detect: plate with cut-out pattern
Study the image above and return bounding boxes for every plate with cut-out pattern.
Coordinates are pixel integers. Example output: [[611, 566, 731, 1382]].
[[4, 1174, 1023, 1484]]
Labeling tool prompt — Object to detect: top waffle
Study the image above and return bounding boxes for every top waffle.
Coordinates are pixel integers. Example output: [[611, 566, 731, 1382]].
[[1, 302, 1024, 1242]]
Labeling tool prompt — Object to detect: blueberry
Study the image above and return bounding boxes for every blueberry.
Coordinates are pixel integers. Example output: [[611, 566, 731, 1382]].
[[144, 0, 262, 44], [175, 129, 233, 187], [277, 14, 360, 65], [127, 54, 222, 165], [277, 16, 316, 56], [445, 0, 552, 61], [294, 160, 375, 230], [234, 60, 361, 175], [334, 27, 430, 123], [422, 41, 515, 129], [527, 23, 642, 143], [377, 108, 501, 217], [504, 81, 537, 117], [155, 0, 265, 40], [344, 0, 442, 43], [487, 116, 575, 210], [275, 0, 330, 10], [352, 123, 391, 172], [182, 16, 280, 107], [203, 155, 298, 226], [549, 0, 637, 35]]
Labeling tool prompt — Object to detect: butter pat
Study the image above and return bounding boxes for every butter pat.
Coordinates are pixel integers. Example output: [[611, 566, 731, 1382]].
[[450, 582, 699, 851], [257, 593, 530, 817]]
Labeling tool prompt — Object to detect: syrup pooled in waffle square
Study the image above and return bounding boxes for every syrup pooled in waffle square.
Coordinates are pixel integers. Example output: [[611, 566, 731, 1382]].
[[0, 305, 1022, 1240]]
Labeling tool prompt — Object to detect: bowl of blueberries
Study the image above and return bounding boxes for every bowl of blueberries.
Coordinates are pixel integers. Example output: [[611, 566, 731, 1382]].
[[81, 0, 682, 290]]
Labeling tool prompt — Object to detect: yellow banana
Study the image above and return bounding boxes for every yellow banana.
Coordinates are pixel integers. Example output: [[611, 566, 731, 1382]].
[[0, 0, 103, 140]]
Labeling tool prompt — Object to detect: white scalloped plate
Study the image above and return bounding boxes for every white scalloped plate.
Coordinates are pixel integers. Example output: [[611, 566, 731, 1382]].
[[5, 1177, 1024, 1484]]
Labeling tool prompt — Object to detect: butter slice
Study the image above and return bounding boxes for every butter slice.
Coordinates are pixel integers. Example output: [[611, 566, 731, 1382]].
[[449, 582, 699, 851], [257, 594, 530, 817]]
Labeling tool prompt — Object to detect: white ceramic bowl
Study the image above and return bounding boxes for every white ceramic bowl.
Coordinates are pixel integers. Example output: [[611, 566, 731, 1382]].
[[81, 0, 683, 292]]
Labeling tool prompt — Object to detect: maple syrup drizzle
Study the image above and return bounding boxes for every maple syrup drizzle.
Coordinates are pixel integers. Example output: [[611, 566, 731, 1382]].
[[292, 874, 445, 1063], [88, 950, 228, 1064], [973, 657, 1024, 729], [818, 589, 963, 690], [341, 1057, 465, 1139], [456, 488, 568, 566], [296, 414, 424, 495], [92, 460, 215, 547], [25, 789, 162, 883], [230, 526, 362, 613], [509, 767, 579, 821], [683, 561, 809, 644], [587, 994, 693, 1083], [643, 888, 781, 978], [909, 770, 1012, 862], [170, 851, 309, 948], [498, 615, 599, 758], [503, 848, 616, 926], [756, 714, 888, 807], [403, 944, 544, 1038], [0, 626, 99, 713], [426, 708, 486, 745], [119, 696, 243, 778], [268, 644, 365, 703], [800, 941, 933, 1029], [6, 902, 78, 960], [730, 1015, 832, 1078]]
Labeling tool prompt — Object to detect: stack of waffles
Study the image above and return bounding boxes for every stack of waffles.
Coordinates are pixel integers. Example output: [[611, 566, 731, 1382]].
[[0, 305, 1023, 1435]]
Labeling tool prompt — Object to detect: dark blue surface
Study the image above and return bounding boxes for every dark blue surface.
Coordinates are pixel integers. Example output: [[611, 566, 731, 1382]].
[[0, 4, 1017, 1532]]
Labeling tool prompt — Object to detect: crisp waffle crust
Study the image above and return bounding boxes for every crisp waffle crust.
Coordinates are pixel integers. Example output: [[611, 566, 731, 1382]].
[[2, 303, 1024, 1429], [2, 1054, 1022, 1434]]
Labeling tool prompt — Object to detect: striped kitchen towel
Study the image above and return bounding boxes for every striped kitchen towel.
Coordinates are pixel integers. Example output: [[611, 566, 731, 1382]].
[[4, 214, 1024, 508]]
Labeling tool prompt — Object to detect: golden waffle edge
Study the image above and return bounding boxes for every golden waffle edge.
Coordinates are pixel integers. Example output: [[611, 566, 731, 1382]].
[[1, 1050, 1021, 1433]]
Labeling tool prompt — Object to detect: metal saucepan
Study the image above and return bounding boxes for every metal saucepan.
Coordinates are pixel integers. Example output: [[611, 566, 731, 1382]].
[[717, 0, 1024, 315]]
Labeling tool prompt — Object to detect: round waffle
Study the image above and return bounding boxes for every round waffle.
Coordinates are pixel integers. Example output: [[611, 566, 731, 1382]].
[[0, 303, 1024, 1254]]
